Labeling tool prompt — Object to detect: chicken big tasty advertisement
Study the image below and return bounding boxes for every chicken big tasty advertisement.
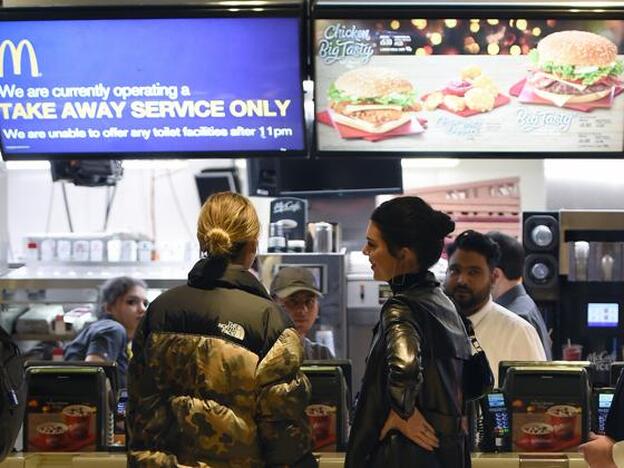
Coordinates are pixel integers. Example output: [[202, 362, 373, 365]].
[[314, 18, 624, 154]]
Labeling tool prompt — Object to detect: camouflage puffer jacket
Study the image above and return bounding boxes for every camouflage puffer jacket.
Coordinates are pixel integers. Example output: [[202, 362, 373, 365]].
[[127, 261, 316, 468]]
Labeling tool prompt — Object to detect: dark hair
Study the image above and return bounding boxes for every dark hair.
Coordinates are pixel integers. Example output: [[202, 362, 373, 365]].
[[97, 276, 147, 318], [370, 196, 455, 271], [446, 230, 501, 270], [486, 231, 524, 280]]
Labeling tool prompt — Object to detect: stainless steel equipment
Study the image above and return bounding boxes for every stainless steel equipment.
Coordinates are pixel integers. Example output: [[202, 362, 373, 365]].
[[256, 252, 347, 359], [312, 222, 334, 253], [524, 210, 624, 385], [346, 252, 388, 397]]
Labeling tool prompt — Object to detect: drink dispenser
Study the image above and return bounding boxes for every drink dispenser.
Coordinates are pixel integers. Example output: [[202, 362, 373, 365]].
[[556, 210, 624, 385]]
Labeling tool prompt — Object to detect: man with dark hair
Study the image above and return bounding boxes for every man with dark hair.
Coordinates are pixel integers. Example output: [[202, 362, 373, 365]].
[[486, 231, 552, 359], [444, 230, 546, 386]]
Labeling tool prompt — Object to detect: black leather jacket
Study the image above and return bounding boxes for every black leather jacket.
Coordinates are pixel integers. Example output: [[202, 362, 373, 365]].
[[346, 272, 472, 468]]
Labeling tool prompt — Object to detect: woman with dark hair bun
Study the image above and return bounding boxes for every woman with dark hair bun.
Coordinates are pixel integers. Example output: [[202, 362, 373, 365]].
[[346, 196, 473, 468]]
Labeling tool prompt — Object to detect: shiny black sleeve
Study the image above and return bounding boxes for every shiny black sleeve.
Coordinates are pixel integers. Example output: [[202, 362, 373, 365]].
[[381, 297, 424, 420], [606, 371, 624, 441]]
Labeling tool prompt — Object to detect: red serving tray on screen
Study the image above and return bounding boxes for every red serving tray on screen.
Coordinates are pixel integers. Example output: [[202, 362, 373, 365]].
[[509, 78, 623, 112], [317, 110, 426, 142]]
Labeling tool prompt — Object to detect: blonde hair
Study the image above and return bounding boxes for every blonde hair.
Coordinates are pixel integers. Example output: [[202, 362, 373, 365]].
[[197, 192, 260, 258]]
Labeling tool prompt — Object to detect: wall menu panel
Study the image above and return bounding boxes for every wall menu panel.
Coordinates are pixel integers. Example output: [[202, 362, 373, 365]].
[[0, 16, 305, 158], [314, 17, 624, 156]]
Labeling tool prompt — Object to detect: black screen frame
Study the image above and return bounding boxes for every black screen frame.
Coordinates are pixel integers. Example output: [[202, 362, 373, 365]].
[[311, 1, 624, 159], [0, 4, 308, 161], [247, 156, 404, 198]]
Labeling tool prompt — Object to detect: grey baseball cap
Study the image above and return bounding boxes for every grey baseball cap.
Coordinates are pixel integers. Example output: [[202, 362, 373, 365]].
[[270, 267, 323, 299]]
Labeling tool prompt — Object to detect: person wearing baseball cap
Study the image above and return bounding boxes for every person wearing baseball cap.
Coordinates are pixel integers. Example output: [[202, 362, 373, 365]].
[[270, 267, 334, 360]]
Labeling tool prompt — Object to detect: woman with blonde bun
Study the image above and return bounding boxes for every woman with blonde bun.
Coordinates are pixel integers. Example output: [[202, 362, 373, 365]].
[[127, 192, 317, 468]]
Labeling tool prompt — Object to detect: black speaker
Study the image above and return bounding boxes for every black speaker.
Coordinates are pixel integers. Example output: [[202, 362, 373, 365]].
[[523, 212, 559, 301], [247, 158, 280, 196]]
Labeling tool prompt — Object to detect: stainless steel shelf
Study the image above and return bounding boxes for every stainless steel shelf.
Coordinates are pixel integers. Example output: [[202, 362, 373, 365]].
[[0, 263, 191, 289], [13, 333, 77, 341]]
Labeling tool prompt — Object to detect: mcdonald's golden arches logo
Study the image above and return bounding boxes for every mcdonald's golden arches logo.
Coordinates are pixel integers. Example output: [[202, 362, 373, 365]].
[[0, 39, 40, 78]]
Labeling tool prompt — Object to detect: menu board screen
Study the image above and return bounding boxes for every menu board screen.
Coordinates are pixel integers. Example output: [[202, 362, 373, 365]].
[[0, 15, 305, 159], [314, 18, 624, 155]]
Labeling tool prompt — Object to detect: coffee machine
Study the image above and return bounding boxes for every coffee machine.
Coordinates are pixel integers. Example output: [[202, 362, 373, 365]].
[[523, 210, 624, 385]]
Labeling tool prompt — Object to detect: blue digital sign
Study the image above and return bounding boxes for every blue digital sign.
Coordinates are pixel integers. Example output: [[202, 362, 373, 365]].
[[0, 16, 305, 158]]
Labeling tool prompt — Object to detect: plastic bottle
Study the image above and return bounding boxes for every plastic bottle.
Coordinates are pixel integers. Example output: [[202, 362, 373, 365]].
[[53, 314, 65, 335]]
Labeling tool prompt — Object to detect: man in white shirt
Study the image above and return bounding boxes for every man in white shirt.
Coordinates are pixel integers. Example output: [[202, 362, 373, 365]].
[[444, 230, 546, 387], [486, 231, 552, 360]]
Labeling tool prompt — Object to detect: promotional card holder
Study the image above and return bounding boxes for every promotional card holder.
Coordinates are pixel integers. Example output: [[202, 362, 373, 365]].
[[301, 363, 349, 452], [24, 365, 113, 452]]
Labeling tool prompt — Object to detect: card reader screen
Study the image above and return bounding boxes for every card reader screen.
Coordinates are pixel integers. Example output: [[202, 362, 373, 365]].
[[599, 393, 614, 409], [488, 392, 506, 408]]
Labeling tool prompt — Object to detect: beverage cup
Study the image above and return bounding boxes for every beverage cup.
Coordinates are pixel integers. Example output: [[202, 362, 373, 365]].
[[562, 344, 583, 361], [521, 422, 554, 449], [62, 404, 94, 439], [36, 422, 68, 449], [305, 404, 334, 443], [547, 405, 578, 440]]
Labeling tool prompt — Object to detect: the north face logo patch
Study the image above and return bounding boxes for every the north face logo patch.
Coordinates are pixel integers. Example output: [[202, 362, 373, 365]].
[[218, 321, 245, 341]]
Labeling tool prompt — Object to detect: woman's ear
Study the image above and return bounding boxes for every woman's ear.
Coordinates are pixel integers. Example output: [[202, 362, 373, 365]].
[[243, 239, 258, 267], [104, 300, 116, 319], [399, 247, 419, 270]]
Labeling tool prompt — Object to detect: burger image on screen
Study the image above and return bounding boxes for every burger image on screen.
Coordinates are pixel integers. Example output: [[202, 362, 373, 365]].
[[527, 30, 623, 106], [328, 67, 421, 133]]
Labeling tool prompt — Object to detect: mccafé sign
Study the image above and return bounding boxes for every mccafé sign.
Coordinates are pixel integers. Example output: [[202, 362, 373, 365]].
[[0, 39, 40, 78]]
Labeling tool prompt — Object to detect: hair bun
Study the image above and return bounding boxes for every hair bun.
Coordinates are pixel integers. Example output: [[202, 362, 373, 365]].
[[204, 228, 232, 257], [433, 211, 455, 238]]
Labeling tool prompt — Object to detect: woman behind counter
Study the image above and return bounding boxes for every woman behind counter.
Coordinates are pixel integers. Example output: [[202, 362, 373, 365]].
[[346, 196, 473, 468], [64, 276, 148, 389], [127, 192, 316, 468]]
